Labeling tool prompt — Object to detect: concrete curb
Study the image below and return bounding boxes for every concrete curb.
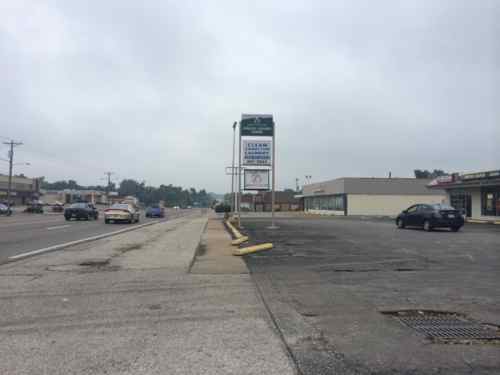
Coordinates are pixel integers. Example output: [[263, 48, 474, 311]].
[[5, 220, 163, 263], [466, 218, 500, 225], [187, 217, 209, 273]]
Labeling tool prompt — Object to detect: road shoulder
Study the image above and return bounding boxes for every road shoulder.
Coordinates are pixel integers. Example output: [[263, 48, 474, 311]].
[[0, 214, 296, 375]]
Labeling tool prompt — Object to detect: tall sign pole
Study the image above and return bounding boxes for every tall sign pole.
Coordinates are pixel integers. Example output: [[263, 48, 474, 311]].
[[269, 120, 278, 229], [239, 114, 277, 229], [237, 121, 242, 227]]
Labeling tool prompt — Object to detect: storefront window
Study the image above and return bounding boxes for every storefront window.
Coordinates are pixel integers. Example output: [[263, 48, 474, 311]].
[[305, 195, 344, 211], [481, 188, 500, 216]]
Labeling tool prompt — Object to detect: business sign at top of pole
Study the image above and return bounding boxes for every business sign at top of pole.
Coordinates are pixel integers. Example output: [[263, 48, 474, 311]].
[[240, 114, 274, 137]]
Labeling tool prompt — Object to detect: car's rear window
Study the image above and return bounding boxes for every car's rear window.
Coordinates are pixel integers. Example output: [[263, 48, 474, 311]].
[[70, 203, 87, 208], [111, 204, 129, 210]]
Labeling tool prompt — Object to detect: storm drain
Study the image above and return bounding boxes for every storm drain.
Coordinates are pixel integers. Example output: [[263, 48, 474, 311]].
[[383, 310, 500, 343]]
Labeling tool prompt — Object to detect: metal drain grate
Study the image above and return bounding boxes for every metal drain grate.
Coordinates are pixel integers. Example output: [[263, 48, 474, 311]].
[[384, 310, 500, 342]]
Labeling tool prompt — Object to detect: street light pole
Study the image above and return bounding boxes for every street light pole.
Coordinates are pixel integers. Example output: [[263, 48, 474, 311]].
[[2, 140, 23, 208], [231, 121, 237, 213], [237, 121, 242, 227]]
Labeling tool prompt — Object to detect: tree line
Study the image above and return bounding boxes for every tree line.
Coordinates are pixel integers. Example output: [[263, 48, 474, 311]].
[[41, 178, 213, 207], [413, 169, 448, 179]]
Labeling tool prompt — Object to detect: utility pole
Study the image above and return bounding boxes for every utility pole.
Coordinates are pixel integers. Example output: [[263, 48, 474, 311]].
[[2, 140, 23, 208], [295, 177, 300, 192], [104, 171, 114, 205]]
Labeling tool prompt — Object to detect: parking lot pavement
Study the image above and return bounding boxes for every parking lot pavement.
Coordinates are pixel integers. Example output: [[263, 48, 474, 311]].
[[0, 209, 193, 262], [241, 217, 500, 375]]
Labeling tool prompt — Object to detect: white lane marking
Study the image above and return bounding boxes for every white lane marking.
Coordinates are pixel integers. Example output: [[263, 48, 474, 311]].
[[47, 225, 71, 231], [0, 219, 63, 227], [8, 220, 160, 261]]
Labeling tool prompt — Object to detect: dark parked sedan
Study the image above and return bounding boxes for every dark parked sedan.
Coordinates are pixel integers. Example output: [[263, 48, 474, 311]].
[[0, 203, 12, 216], [64, 202, 99, 221], [396, 203, 464, 232]]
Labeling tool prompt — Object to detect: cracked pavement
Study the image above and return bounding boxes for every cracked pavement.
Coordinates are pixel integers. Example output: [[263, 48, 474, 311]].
[[242, 216, 500, 375], [0, 214, 295, 375]]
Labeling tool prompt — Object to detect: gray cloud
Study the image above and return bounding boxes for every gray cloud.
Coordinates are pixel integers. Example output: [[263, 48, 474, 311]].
[[1, 0, 499, 192]]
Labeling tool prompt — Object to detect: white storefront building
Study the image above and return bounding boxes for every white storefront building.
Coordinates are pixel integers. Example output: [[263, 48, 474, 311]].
[[303, 177, 446, 217]]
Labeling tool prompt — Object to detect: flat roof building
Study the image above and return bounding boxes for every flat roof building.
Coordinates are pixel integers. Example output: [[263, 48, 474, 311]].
[[41, 189, 109, 205], [427, 169, 500, 221], [303, 177, 446, 217], [0, 174, 41, 205], [241, 191, 301, 212]]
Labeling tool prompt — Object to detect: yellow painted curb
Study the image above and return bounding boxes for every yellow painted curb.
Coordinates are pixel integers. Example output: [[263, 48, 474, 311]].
[[231, 236, 249, 246], [233, 243, 273, 256], [225, 220, 244, 239], [467, 219, 490, 224], [494, 221, 500, 225]]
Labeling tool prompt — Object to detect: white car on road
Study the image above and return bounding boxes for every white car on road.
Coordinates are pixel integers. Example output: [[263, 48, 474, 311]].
[[104, 203, 140, 224]]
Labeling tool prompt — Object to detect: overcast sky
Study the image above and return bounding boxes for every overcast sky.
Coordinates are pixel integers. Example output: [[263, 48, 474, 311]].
[[1, 1, 499, 193]]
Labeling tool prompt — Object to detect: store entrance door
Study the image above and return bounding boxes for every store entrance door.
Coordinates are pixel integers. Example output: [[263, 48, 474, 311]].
[[450, 190, 471, 217]]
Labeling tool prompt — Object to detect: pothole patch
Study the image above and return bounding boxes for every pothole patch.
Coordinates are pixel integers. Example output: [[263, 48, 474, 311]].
[[117, 244, 143, 253], [382, 310, 500, 344], [79, 259, 110, 267], [47, 259, 119, 273], [147, 304, 162, 310]]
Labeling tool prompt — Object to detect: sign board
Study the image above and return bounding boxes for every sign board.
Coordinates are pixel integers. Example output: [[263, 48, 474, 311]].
[[240, 114, 274, 137], [242, 140, 272, 166], [461, 170, 500, 181], [244, 169, 270, 191], [428, 175, 455, 187]]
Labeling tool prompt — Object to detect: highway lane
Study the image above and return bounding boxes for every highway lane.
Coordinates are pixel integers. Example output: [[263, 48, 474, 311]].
[[0, 209, 195, 262]]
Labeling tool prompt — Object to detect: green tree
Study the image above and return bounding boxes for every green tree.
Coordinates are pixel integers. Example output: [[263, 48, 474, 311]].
[[414, 169, 449, 179]]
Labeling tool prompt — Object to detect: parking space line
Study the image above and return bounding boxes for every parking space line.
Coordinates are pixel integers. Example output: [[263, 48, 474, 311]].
[[0, 219, 63, 227]]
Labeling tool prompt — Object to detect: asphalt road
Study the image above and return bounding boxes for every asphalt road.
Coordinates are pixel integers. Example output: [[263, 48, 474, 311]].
[[241, 217, 500, 375], [0, 208, 194, 262]]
